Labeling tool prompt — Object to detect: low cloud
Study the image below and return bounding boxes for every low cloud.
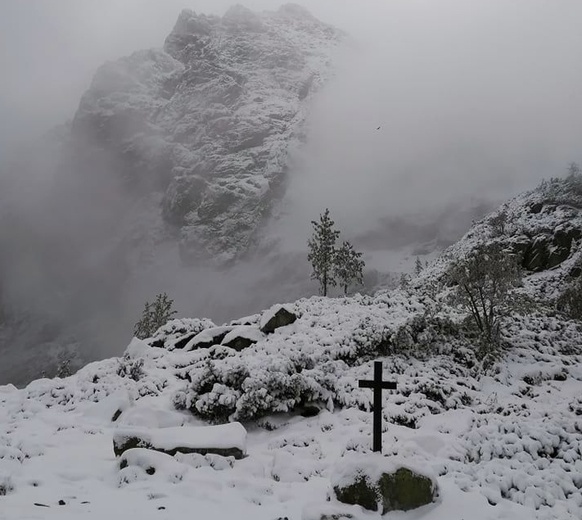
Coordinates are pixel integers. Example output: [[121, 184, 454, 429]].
[[1, 0, 581, 381]]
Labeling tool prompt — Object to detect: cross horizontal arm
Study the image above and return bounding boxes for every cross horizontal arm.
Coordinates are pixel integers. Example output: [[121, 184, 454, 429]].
[[358, 380, 397, 389]]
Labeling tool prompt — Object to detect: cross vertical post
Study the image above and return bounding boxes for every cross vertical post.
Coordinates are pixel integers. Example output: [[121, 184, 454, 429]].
[[373, 361, 382, 452], [358, 360, 397, 453]]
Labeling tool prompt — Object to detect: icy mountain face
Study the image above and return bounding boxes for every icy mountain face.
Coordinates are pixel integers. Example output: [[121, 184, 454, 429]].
[[0, 5, 344, 386], [72, 4, 343, 263]]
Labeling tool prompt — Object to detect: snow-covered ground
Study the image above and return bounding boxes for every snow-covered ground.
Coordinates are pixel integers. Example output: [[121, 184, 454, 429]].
[[2, 177, 582, 519], [1, 291, 581, 519]]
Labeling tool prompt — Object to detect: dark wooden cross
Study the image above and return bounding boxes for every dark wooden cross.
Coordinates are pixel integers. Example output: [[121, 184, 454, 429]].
[[358, 361, 397, 453]]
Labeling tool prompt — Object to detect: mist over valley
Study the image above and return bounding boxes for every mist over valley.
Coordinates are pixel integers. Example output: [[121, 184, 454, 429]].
[[1, 0, 581, 385]]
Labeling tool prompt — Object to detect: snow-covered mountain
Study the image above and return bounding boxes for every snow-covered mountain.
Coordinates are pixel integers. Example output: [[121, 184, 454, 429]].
[[0, 4, 345, 386], [71, 3, 343, 263], [1, 174, 581, 519]]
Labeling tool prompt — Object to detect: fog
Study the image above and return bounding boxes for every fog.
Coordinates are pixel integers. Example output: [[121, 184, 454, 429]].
[[1, 0, 582, 383], [276, 0, 582, 244]]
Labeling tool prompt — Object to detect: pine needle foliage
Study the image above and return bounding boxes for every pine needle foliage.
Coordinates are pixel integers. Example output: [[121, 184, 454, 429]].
[[134, 293, 177, 339], [308, 208, 340, 296], [414, 257, 423, 276], [334, 241, 365, 295]]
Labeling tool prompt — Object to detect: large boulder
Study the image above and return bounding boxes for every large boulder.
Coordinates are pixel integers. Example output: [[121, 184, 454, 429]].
[[113, 423, 247, 460], [149, 318, 216, 350], [260, 305, 297, 334], [69, 6, 344, 264], [521, 226, 581, 272], [184, 326, 235, 351], [221, 326, 264, 351], [332, 455, 438, 514]]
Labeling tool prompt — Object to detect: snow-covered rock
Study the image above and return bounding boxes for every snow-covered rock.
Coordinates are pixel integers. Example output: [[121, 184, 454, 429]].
[[184, 326, 235, 351], [71, 5, 344, 263], [149, 318, 216, 350], [221, 326, 264, 351], [332, 454, 439, 513], [113, 422, 247, 459], [1, 176, 582, 519], [259, 304, 298, 334]]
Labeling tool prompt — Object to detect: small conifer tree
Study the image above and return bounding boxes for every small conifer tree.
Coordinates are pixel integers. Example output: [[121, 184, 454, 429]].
[[134, 292, 177, 339], [307, 208, 340, 296], [567, 162, 581, 177], [333, 241, 365, 295], [414, 256, 423, 276]]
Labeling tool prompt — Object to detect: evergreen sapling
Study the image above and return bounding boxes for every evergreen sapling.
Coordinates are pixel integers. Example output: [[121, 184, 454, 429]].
[[308, 208, 340, 296], [134, 293, 177, 339], [334, 240, 365, 295]]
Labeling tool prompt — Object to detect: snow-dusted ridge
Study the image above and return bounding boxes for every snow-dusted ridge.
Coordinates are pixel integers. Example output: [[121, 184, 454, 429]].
[[0, 3, 346, 388], [1, 177, 582, 519], [72, 4, 345, 263]]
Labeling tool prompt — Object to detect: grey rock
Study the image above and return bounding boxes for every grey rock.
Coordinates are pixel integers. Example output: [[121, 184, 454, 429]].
[[185, 326, 235, 351], [172, 332, 199, 350], [222, 335, 257, 351], [522, 226, 580, 271], [522, 236, 551, 272], [334, 467, 437, 514], [377, 468, 437, 513], [220, 326, 263, 351], [334, 475, 378, 512], [69, 6, 344, 263], [260, 306, 297, 334], [113, 433, 244, 460]]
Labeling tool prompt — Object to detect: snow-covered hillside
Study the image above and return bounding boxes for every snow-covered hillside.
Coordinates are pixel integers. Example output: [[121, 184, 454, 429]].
[[2, 174, 582, 519], [1, 294, 581, 519]]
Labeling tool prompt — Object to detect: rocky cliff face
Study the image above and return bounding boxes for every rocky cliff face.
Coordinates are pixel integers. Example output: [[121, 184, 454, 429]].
[[72, 4, 344, 263], [0, 5, 344, 386], [425, 173, 582, 305]]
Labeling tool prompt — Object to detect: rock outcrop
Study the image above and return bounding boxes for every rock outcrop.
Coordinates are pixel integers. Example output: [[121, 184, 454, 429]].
[[260, 305, 297, 334], [113, 423, 247, 459], [332, 457, 438, 514], [71, 5, 344, 263]]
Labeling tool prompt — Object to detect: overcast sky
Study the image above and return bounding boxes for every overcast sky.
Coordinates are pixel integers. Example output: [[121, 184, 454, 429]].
[[1, 0, 582, 202], [1, 0, 582, 367], [0, 0, 343, 152]]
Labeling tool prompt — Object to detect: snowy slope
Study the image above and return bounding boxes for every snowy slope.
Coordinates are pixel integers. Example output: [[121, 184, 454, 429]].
[[1, 279, 581, 519], [2, 172, 582, 519]]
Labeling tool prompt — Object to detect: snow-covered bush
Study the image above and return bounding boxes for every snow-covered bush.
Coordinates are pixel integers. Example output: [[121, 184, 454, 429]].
[[557, 275, 582, 321], [0, 474, 14, 496], [174, 353, 329, 423], [538, 171, 582, 208], [171, 296, 473, 423], [117, 356, 145, 382], [446, 243, 522, 358]]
